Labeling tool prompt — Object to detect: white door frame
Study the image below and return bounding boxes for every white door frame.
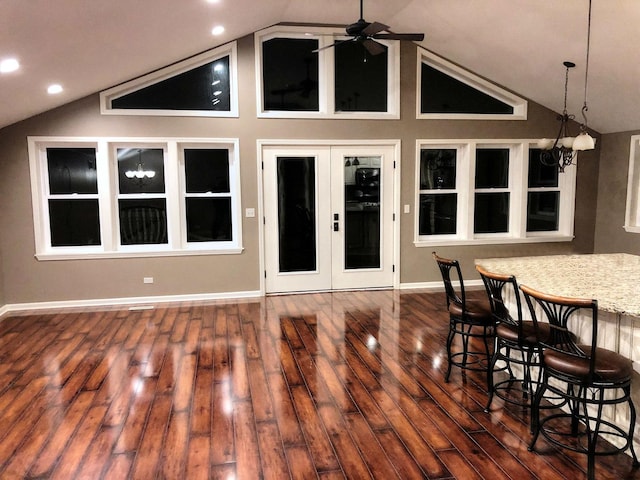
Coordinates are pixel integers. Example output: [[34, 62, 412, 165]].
[[256, 139, 401, 295]]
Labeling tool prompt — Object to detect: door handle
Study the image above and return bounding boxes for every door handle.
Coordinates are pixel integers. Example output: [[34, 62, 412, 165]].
[[333, 213, 339, 231]]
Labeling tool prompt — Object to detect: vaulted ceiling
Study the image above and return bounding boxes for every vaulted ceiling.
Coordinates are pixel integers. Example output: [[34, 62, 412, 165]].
[[1, 0, 638, 133]]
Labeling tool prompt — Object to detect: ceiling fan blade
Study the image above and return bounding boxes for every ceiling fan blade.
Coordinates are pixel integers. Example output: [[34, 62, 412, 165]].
[[361, 39, 387, 56], [373, 33, 425, 41], [312, 38, 353, 53], [362, 21, 389, 36]]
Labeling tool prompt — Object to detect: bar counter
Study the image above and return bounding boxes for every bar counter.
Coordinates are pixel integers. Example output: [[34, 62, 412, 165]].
[[475, 253, 640, 454], [475, 253, 640, 316]]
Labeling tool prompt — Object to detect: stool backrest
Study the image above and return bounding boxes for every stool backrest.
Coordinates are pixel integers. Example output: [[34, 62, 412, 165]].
[[520, 284, 598, 380], [432, 252, 465, 310], [476, 265, 524, 340]]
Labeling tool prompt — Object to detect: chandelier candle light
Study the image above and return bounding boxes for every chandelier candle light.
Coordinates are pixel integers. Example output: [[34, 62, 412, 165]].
[[538, 0, 595, 172]]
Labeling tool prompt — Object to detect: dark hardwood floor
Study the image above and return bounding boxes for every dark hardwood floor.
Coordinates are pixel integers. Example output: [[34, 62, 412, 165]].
[[0, 289, 637, 479]]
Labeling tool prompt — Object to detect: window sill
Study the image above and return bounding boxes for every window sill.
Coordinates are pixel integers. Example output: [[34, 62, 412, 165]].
[[35, 247, 244, 261], [623, 225, 640, 233], [414, 235, 574, 247]]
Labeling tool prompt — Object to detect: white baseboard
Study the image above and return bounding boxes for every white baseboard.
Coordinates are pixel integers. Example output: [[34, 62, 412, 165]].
[[399, 280, 483, 290], [0, 290, 262, 317]]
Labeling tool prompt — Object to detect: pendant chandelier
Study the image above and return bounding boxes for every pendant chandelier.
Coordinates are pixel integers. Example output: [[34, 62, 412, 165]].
[[125, 149, 156, 181], [539, 0, 595, 172]]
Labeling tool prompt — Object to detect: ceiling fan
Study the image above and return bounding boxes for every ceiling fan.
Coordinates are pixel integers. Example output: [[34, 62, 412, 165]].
[[316, 0, 425, 55]]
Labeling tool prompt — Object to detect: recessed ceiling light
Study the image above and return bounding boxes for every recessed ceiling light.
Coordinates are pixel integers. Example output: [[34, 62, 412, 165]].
[[211, 25, 225, 36], [206, 0, 221, 4], [47, 84, 63, 94], [0, 58, 20, 74]]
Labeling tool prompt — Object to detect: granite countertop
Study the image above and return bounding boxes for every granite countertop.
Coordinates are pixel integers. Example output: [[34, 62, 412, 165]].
[[475, 253, 640, 316]]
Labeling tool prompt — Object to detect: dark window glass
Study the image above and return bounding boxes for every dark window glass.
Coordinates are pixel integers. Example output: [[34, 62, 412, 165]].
[[421, 63, 514, 114], [277, 157, 316, 272], [112, 56, 231, 111], [335, 41, 387, 112], [117, 148, 165, 194], [263, 38, 319, 111], [186, 198, 232, 242], [420, 149, 456, 189], [475, 192, 509, 233], [119, 199, 168, 245], [47, 148, 97, 194], [475, 149, 509, 188], [419, 193, 457, 235], [528, 148, 559, 188], [185, 149, 229, 193], [49, 199, 100, 246], [527, 192, 560, 232]]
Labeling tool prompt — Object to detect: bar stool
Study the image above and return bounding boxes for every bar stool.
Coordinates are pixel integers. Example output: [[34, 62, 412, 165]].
[[432, 252, 495, 383], [521, 284, 638, 480], [476, 266, 552, 414]]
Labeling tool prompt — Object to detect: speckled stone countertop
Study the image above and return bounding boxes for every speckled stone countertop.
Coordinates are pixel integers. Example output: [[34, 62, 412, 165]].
[[475, 254, 640, 317]]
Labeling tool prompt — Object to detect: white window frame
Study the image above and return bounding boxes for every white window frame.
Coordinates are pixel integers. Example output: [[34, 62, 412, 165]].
[[28, 136, 243, 260], [100, 43, 239, 118], [624, 135, 640, 233], [416, 48, 527, 121], [414, 139, 576, 246], [255, 25, 400, 120]]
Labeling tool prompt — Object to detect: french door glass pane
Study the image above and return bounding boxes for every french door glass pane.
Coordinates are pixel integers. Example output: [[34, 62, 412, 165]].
[[345, 159, 380, 269], [277, 157, 316, 272], [527, 192, 559, 231], [119, 199, 168, 245], [117, 148, 165, 194], [335, 41, 387, 112], [419, 193, 457, 235], [475, 192, 509, 233], [49, 199, 100, 246], [186, 198, 232, 242], [419, 149, 456, 189], [263, 38, 319, 111], [475, 148, 509, 188], [184, 149, 230, 193], [47, 148, 98, 194]]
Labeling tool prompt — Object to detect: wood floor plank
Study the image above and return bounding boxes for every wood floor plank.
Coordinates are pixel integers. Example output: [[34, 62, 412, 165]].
[[0, 290, 636, 479], [129, 394, 172, 479], [28, 390, 95, 477], [186, 435, 211, 480]]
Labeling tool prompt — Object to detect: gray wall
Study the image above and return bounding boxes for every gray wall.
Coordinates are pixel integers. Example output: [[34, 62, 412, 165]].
[[0, 34, 601, 307], [594, 130, 640, 254]]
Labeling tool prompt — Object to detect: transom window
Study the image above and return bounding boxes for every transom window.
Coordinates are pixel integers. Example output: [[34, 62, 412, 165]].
[[28, 137, 242, 260], [416, 48, 527, 120], [256, 26, 400, 119], [416, 140, 576, 246], [100, 43, 238, 118]]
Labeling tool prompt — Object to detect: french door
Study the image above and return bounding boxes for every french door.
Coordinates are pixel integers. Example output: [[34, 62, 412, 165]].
[[262, 143, 396, 293]]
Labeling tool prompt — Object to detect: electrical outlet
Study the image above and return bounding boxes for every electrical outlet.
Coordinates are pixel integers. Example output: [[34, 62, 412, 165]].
[[143, 277, 154, 284]]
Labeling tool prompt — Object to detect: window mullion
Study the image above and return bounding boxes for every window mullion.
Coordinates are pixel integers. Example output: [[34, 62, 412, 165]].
[[460, 144, 473, 239], [511, 144, 526, 237], [165, 142, 182, 248], [96, 141, 113, 250]]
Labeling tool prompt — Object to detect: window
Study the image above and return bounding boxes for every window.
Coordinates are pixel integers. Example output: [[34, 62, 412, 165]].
[[46, 147, 101, 247], [624, 135, 640, 233], [100, 43, 238, 118], [416, 48, 527, 120], [256, 26, 400, 119], [415, 140, 576, 246], [28, 137, 242, 259]]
